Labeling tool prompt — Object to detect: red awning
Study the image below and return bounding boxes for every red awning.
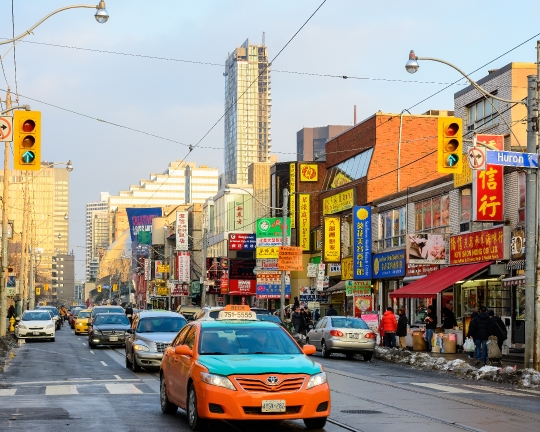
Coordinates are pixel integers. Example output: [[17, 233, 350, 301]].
[[389, 261, 493, 298]]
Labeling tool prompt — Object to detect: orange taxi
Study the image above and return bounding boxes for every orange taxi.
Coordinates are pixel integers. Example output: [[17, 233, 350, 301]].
[[160, 305, 330, 430], [74, 309, 92, 335]]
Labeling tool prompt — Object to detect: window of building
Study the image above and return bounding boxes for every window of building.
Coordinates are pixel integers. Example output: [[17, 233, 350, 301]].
[[414, 195, 449, 233], [459, 188, 495, 233], [322, 148, 374, 190], [518, 172, 526, 223], [467, 96, 499, 131], [377, 207, 406, 249]]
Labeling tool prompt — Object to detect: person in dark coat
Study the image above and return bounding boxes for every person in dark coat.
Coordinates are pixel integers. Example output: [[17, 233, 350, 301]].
[[396, 308, 408, 350], [7, 305, 15, 319], [467, 307, 493, 366], [467, 311, 478, 358], [488, 310, 507, 351], [291, 306, 303, 334], [314, 308, 320, 321], [424, 305, 437, 351], [326, 305, 338, 316], [442, 307, 457, 329], [293, 296, 300, 309]]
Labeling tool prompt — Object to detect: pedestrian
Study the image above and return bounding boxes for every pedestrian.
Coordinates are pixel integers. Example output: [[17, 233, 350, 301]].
[[7, 305, 15, 319], [396, 308, 408, 350], [314, 308, 320, 321], [467, 306, 493, 366], [488, 310, 507, 351], [424, 305, 437, 351], [125, 303, 134, 324], [326, 305, 338, 316], [292, 306, 303, 335], [299, 307, 307, 334], [442, 307, 457, 329], [381, 307, 398, 348], [467, 311, 478, 358], [293, 296, 300, 309]]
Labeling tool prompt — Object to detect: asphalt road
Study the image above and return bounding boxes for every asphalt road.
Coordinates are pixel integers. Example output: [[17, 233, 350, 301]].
[[1, 328, 539, 432]]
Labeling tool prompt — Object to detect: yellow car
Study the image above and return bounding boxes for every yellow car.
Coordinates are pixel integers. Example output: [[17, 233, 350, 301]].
[[74, 309, 92, 335]]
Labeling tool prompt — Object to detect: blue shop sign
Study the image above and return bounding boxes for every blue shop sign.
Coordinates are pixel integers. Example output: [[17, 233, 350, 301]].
[[256, 283, 291, 299], [353, 206, 372, 280], [372, 249, 406, 278]]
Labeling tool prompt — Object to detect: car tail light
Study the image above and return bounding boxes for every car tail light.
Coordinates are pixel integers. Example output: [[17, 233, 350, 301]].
[[364, 332, 376, 339], [330, 330, 343, 337]]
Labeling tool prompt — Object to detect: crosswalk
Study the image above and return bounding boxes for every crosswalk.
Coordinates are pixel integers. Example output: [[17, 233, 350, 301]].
[[0, 383, 155, 397], [409, 382, 539, 397]]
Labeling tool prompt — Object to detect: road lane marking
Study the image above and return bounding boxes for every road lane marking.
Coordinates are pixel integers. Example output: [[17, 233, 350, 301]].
[[82, 343, 86, 346], [100, 361, 108, 367], [90, 350, 95, 354], [462, 384, 536, 396], [409, 383, 476, 393], [0, 389, 17, 396], [114, 375, 122, 380], [105, 383, 143, 394], [45, 385, 79, 395], [77, 337, 81, 340], [7, 378, 141, 385]]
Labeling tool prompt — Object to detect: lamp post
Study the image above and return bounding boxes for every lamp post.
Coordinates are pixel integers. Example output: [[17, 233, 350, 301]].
[[405, 47, 539, 370]]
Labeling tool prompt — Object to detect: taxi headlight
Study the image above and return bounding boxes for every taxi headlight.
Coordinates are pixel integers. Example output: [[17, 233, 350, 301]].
[[306, 372, 327, 390], [46, 323, 54, 329], [134, 343, 150, 352], [200, 372, 236, 391]]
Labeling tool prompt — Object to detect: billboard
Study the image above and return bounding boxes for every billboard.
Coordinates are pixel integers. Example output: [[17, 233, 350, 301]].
[[126, 208, 162, 242], [406, 233, 446, 264]]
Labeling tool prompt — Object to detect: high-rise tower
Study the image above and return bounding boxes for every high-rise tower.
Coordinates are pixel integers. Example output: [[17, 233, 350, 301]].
[[224, 38, 271, 184]]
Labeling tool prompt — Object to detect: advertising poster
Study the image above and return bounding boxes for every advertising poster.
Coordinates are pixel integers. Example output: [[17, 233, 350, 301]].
[[278, 246, 304, 271], [323, 216, 341, 263], [228, 280, 256, 296], [406, 233, 446, 264], [299, 194, 310, 251], [176, 211, 188, 251], [353, 296, 373, 317], [473, 134, 504, 222], [353, 206, 371, 279], [290, 163, 296, 229], [126, 207, 162, 242], [345, 280, 371, 296]]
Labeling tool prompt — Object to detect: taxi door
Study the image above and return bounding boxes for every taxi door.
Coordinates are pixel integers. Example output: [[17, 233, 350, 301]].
[[164, 325, 191, 404], [170, 325, 198, 408]]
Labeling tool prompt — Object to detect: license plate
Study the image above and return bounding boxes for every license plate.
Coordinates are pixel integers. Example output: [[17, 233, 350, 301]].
[[33, 331, 40, 335], [348, 333, 359, 339], [109, 336, 119, 342], [262, 400, 286, 412]]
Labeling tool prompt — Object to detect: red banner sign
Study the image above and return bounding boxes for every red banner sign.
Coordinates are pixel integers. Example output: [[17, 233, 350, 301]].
[[228, 279, 256, 296], [473, 135, 504, 222], [450, 227, 506, 265]]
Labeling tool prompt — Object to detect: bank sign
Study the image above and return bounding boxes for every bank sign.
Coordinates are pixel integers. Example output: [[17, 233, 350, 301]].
[[372, 250, 406, 278]]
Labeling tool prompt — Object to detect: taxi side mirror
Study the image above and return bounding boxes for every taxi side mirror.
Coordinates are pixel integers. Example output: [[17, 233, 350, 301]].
[[175, 345, 193, 356], [303, 344, 316, 355]]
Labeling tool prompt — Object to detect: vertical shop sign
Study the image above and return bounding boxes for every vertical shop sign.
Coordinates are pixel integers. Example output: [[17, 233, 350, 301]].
[[299, 194, 310, 251], [473, 135, 504, 222], [323, 216, 341, 263], [290, 163, 296, 229], [144, 259, 149, 281], [341, 256, 353, 280], [353, 206, 372, 280], [234, 202, 244, 230], [176, 211, 189, 250], [177, 252, 191, 283], [155, 260, 163, 279]]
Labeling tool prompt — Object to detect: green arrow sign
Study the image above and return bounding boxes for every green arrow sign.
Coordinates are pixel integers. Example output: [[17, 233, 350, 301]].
[[22, 150, 35, 163]]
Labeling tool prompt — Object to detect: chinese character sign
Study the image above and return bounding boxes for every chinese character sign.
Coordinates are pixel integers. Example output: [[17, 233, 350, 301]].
[[299, 194, 310, 251], [176, 252, 191, 282], [299, 163, 318, 181], [176, 211, 188, 251], [234, 202, 245, 230], [341, 256, 353, 280], [473, 135, 504, 222], [353, 206, 371, 279], [449, 227, 508, 264], [323, 189, 355, 215], [290, 163, 296, 229], [323, 217, 341, 263]]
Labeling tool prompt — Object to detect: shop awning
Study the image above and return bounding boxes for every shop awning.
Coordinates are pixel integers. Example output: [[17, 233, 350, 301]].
[[389, 261, 493, 298]]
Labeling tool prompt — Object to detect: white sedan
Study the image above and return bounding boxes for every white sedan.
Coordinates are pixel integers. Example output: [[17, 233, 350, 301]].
[[15, 310, 56, 341]]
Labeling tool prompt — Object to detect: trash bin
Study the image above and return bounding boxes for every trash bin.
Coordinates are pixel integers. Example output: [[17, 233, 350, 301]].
[[412, 330, 427, 351], [442, 333, 457, 353]]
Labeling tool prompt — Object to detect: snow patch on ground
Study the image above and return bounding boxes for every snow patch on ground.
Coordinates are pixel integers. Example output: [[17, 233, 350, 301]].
[[374, 347, 540, 388]]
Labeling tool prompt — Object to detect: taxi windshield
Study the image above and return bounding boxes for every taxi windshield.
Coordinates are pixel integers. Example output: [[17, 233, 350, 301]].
[[78, 311, 91, 319], [199, 326, 301, 355]]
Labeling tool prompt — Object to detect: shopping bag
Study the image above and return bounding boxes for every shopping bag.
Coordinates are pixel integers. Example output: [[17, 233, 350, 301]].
[[463, 337, 475, 352], [487, 337, 502, 359]]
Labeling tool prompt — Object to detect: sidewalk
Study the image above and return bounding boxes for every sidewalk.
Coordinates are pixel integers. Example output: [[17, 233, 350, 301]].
[[428, 348, 524, 368]]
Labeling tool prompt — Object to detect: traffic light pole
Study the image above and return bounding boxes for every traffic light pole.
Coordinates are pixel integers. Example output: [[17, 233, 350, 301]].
[[29, 247, 35, 310], [201, 228, 207, 307]]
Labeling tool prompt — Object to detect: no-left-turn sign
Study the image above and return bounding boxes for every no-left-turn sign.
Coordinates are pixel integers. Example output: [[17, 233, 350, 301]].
[[0, 116, 13, 142], [468, 146, 486, 171]]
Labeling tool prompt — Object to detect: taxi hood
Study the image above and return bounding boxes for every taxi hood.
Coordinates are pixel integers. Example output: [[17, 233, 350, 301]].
[[197, 354, 321, 376]]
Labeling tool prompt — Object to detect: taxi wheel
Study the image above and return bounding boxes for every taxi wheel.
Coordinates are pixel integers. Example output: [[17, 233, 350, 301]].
[[304, 417, 327, 429], [187, 383, 208, 431], [321, 341, 331, 358], [160, 375, 178, 414], [132, 353, 142, 372]]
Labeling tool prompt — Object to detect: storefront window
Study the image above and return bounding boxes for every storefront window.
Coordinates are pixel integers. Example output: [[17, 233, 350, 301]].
[[486, 282, 510, 317], [515, 286, 525, 320], [377, 207, 406, 250], [414, 195, 449, 234]]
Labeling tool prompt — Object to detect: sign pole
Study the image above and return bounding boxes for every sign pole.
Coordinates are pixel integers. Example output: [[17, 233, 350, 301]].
[[280, 188, 288, 322], [535, 40, 540, 371], [201, 228, 207, 307]]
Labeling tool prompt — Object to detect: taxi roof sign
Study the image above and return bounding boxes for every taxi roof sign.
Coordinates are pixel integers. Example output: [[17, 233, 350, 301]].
[[218, 305, 257, 321]]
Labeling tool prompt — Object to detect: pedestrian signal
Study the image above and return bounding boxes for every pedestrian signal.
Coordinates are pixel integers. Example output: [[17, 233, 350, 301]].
[[13, 110, 41, 170], [437, 117, 462, 174]]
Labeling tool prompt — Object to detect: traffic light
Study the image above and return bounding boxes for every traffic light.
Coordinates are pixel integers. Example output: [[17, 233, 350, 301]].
[[97, 285, 102, 293], [113, 284, 118, 292], [36, 288, 41, 296], [44, 284, 49, 291], [13, 110, 41, 170], [437, 116, 462, 174]]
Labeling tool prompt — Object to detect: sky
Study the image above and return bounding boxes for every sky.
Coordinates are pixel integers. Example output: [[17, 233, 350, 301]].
[[1, 0, 540, 279]]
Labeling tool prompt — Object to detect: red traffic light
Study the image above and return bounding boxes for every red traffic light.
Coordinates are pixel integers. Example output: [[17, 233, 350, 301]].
[[445, 122, 460, 136], [22, 119, 36, 133]]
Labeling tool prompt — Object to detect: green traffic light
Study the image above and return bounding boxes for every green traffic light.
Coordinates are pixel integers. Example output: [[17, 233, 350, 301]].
[[22, 150, 35, 163], [446, 154, 459, 167]]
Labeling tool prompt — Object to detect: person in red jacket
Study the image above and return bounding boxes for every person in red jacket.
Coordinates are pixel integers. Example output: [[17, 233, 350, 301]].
[[381, 307, 398, 348]]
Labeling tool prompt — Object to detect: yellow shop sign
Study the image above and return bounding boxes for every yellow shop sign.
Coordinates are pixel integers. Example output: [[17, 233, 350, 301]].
[[323, 189, 355, 215]]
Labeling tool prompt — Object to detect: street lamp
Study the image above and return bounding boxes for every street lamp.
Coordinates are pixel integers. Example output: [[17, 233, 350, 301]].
[[94, 1, 109, 23], [404, 49, 539, 370]]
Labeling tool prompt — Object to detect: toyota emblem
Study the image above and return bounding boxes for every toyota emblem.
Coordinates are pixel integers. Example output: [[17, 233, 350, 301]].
[[266, 376, 279, 386]]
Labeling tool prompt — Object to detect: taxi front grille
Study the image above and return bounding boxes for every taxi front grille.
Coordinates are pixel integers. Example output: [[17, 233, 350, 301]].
[[243, 406, 301, 415], [235, 377, 305, 393]]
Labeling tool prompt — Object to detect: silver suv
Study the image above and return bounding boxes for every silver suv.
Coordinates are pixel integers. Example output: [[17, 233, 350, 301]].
[[124, 310, 187, 372]]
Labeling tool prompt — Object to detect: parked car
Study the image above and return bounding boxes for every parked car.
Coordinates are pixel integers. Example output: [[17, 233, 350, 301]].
[[125, 310, 187, 372], [88, 313, 131, 348], [254, 311, 288, 330], [193, 306, 223, 321], [306, 316, 376, 361], [90, 305, 124, 324], [177, 305, 201, 321], [36, 306, 62, 330], [68, 307, 83, 328], [15, 310, 56, 341], [74, 309, 92, 335]]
